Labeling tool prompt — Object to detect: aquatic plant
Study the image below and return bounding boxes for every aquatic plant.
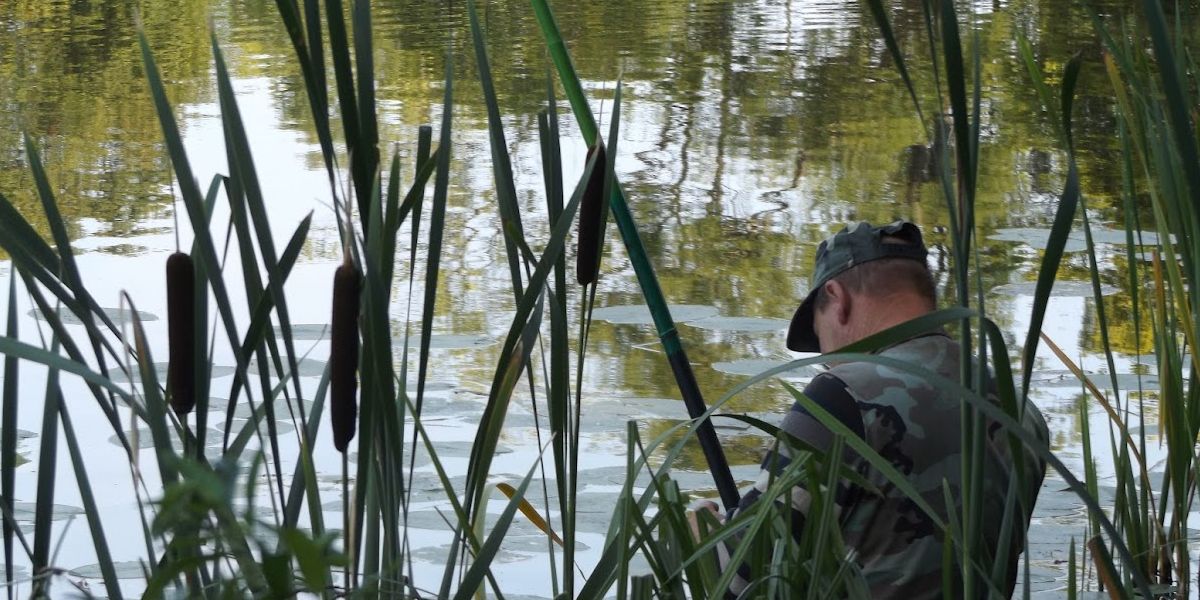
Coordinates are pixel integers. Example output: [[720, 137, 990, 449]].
[[0, 0, 1192, 598]]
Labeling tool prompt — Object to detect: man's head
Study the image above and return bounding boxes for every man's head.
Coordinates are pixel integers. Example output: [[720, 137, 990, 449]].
[[786, 221, 934, 353]]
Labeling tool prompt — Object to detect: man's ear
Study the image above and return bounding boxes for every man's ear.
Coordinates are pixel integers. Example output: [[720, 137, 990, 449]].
[[823, 280, 853, 325]]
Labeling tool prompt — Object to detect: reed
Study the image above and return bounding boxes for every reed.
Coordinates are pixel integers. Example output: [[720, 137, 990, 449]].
[[576, 142, 607, 285], [0, 0, 1191, 597], [328, 261, 359, 454], [165, 251, 196, 417]]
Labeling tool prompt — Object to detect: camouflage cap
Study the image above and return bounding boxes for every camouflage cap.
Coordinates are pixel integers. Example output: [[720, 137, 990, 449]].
[[786, 220, 928, 352]]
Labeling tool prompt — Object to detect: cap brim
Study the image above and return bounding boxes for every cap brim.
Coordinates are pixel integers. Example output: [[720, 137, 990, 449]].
[[786, 291, 820, 352]]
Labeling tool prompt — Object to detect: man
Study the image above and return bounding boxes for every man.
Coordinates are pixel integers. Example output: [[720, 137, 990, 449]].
[[706, 220, 1049, 598]]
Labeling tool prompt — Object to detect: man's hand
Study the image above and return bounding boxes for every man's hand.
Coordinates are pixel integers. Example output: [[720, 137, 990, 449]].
[[687, 499, 722, 542]]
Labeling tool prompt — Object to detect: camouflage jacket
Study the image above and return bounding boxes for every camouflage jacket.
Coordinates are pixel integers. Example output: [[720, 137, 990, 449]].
[[723, 333, 1049, 599]]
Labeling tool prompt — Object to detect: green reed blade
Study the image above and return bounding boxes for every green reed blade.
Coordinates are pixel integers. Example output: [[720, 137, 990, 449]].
[[1142, 0, 1200, 212], [352, 0, 379, 203], [362, 173, 406, 590], [282, 365, 328, 539], [383, 151, 401, 285], [538, 98, 571, 592], [539, 75, 571, 596], [224, 212, 310, 405], [0, 334, 133, 409], [323, 0, 366, 226], [30, 337, 61, 592], [0, 191, 60, 274], [440, 134, 588, 600], [272, 0, 339, 190], [939, 0, 975, 274], [140, 31, 255, 430], [451, 459, 543, 600], [21, 138, 126, 366], [0, 275, 15, 599], [23, 136, 88, 317], [57, 400, 122, 599], [468, 0, 529, 305], [530, 0, 739, 511], [417, 44, 454, 489], [212, 36, 306, 413], [861, 0, 926, 131], [1018, 52, 1083, 403], [126, 295, 179, 488]]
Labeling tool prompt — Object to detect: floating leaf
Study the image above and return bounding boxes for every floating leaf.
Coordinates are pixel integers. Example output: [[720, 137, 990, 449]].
[[27, 307, 158, 325], [682, 316, 790, 333], [709, 359, 822, 380], [989, 281, 1118, 297], [398, 334, 497, 350], [591, 304, 718, 325], [69, 560, 148, 580]]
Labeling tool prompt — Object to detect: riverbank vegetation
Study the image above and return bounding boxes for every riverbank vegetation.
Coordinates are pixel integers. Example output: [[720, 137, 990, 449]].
[[0, 0, 1193, 597]]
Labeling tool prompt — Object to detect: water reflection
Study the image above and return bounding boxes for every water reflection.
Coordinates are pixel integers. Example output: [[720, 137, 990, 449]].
[[0, 0, 1169, 593]]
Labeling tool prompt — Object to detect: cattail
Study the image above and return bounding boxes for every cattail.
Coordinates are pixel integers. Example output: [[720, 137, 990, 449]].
[[166, 251, 195, 416], [329, 261, 360, 453], [576, 142, 607, 285]]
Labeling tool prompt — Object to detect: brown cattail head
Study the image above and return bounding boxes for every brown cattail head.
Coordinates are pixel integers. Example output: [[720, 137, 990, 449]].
[[165, 251, 196, 416], [330, 262, 361, 453], [576, 142, 607, 285]]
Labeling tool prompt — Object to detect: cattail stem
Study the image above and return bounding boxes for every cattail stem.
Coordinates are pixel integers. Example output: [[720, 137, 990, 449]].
[[576, 142, 607, 285], [165, 251, 195, 417], [330, 261, 361, 453]]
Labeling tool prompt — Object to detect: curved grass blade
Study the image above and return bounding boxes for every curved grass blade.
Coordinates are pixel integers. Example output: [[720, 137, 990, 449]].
[[451, 459, 543, 600], [530, 0, 739, 511], [468, 0, 529, 301], [861, 0, 927, 130], [30, 336, 61, 597], [1, 276, 17, 599], [58, 401, 122, 599]]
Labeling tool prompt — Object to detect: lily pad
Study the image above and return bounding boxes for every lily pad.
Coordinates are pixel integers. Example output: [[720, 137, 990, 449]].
[[28, 307, 158, 325], [109, 363, 235, 384], [70, 560, 149, 579], [247, 357, 326, 378], [989, 227, 1167, 252], [109, 428, 221, 450], [990, 281, 1118, 297], [399, 334, 497, 350], [229, 399, 314, 421], [988, 228, 1087, 252], [231, 418, 295, 436], [1028, 370, 1160, 391], [683, 316, 789, 333], [591, 304, 719, 325], [12, 501, 84, 522], [709, 359, 821, 380], [284, 324, 330, 341]]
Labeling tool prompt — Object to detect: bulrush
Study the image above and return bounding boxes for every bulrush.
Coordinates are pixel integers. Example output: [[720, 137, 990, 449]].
[[329, 260, 361, 453], [165, 251, 195, 416], [575, 142, 607, 285]]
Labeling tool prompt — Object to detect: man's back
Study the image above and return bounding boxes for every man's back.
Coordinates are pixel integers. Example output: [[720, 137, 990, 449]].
[[827, 333, 1047, 597], [727, 333, 1049, 598]]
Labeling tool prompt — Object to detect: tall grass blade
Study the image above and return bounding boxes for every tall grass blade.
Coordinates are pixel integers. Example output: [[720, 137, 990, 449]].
[[529, 0, 739, 510], [467, 0, 528, 301], [31, 337, 62, 596], [1, 276, 17, 599], [1018, 53, 1083, 402], [861, 0, 926, 129], [139, 30, 252, 429], [58, 401, 122, 599]]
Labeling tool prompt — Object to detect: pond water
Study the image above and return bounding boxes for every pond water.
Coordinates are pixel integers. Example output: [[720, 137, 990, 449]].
[[0, 0, 1178, 596]]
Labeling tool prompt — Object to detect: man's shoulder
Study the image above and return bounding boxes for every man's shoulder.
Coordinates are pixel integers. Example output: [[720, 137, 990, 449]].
[[823, 333, 959, 397]]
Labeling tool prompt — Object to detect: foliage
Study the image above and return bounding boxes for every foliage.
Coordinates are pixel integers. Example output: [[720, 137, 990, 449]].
[[0, 0, 1194, 598]]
